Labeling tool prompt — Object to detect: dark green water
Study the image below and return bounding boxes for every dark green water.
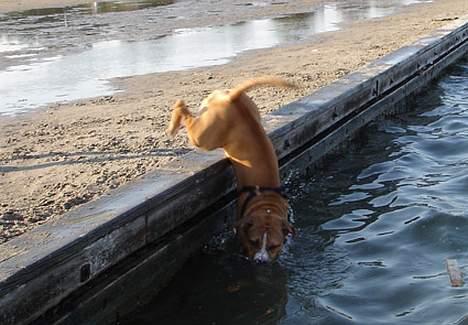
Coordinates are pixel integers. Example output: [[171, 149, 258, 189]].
[[120, 57, 468, 325]]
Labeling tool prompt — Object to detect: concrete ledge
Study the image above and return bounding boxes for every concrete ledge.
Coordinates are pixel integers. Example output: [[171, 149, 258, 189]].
[[1, 18, 467, 325]]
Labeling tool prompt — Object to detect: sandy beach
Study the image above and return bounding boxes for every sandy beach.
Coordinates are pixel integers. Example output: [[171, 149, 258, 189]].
[[0, 0, 466, 243]]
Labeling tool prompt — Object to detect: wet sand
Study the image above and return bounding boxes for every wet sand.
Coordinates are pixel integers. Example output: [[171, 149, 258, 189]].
[[0, 0, 466, 243], [0, 0, 96, 12], [0, 0, 324, 18]]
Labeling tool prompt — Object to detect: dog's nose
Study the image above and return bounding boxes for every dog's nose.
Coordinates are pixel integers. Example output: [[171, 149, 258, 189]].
[[253, 250, 270, 263]]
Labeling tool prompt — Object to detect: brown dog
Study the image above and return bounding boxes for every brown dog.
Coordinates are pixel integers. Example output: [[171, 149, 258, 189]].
[[167, 77, 295, 262]]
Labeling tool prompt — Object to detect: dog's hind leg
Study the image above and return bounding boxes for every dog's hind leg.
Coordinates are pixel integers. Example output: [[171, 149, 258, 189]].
[[167, 99, 228, 151], [166, 99, 189, 137]]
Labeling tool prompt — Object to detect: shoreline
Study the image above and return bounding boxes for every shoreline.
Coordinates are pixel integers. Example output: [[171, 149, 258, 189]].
[[0, 0, 466, 244], [0, 0, 323, 18]]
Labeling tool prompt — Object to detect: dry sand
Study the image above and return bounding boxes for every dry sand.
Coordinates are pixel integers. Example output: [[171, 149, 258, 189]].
[[0, 0, 466, 243]]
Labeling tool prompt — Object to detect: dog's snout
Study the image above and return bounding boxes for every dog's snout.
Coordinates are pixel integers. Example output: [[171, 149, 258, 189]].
[[254, 250, 270, 263], [253, 233, 270, 263]]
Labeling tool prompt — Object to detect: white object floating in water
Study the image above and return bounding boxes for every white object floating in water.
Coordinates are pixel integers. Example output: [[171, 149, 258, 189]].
[[446, 259, 464, 287]]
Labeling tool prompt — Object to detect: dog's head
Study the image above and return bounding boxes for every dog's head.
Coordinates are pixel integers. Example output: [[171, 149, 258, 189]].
[[236, 195, 294, 263]]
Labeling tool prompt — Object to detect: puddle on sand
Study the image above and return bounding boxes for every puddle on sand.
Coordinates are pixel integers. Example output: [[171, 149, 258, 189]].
[[0, 0, 431, 115]]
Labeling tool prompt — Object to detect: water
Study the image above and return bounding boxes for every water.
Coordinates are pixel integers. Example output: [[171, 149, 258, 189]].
[[119, 57, 468, 325], [0, 0, 430, 115]]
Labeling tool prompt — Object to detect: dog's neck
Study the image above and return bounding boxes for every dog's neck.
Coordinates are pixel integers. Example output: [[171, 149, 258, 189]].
[[238, 190, 288, 221], [231, 160, 280, 188]]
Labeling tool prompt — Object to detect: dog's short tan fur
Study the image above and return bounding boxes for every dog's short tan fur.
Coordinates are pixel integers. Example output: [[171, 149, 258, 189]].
[[167, 77, 295, 262]]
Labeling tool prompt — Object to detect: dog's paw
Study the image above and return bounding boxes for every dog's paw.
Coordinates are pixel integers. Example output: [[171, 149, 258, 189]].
[[173, 99, 185, 107], [165, 126, 178, 138]]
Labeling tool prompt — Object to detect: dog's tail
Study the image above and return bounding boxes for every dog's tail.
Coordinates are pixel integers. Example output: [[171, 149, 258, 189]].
[[229, 77, 296, 101]]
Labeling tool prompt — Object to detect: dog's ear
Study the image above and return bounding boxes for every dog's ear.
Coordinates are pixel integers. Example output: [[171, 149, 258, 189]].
[[282, 219, 296, 237], [235, 216, 253, 234]]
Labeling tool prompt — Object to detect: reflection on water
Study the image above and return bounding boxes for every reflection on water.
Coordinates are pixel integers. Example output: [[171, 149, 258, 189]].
[[130, 253, 290, 324], [120, 58, 468, 324], [0, 0, 430, 115]]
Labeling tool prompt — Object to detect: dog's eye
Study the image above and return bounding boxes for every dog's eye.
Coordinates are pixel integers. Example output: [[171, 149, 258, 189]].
[[268, 244, 281, 250], [249, 239, 260, 246]]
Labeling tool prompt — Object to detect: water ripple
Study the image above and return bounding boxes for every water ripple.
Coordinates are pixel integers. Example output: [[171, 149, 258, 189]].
[[285, 56, 468, 324]]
